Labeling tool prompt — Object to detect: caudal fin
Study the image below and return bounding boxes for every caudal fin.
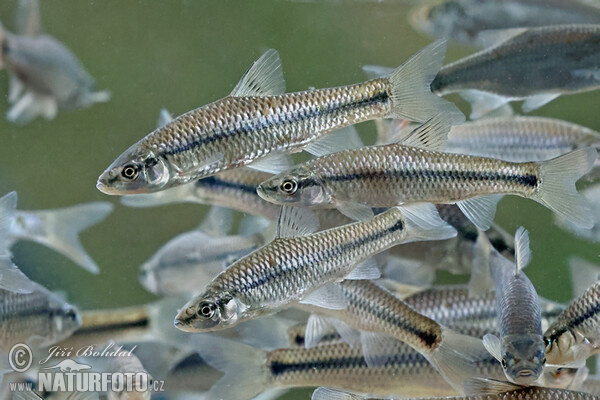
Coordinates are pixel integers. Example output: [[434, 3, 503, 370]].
[[388, 40, 465, 125], [20, 202, 114, 274], [427, 328, 491, 393], [184, 335, 270, 400], [534, 148, 597, 229]]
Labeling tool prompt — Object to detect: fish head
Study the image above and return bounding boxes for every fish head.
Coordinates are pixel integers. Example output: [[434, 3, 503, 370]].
[[174, 291, 242, 332], [501, 334, 546, 384], [256, 166, 333, 207], [97, 144, 172, 195]]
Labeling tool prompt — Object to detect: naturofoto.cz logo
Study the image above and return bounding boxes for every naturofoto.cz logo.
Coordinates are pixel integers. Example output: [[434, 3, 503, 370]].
[[7, 343, 164, 395]]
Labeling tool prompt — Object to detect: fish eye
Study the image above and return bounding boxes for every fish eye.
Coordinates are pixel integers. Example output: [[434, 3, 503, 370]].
[[501, 358, 507, 368], [198, 302, 216, 319], [544, 337, 552, 347], [280, 179, 298, 195], [121, 164, 139, 180], [65, 309, 77, 321]]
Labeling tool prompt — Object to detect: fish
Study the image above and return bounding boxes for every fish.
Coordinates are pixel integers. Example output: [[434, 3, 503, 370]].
[[408, 0, 600, 47], [0, 281, 80, 351], [296, 279, 491, 393], [174, 204, 456, 333], [555, 183, 600, 242], [257, 116, 598, 230], [429, 25, 600, 118], [183, 332, 502, 400], [96, 41, 464, 195], [311, 381, 600, 400], [443, 116, 600, 174], [544, 258, 600, 367], [0, 191, 114, 274], [0, 0, 110, 124], [139, 206, 268, 295], [479, 227, 545, 385]]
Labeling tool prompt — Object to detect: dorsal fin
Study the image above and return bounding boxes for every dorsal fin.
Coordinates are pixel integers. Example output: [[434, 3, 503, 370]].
[[391, 113, 450, 151], [276, 206, 319, 238], [514, 226, 531, 274], [231, 49, 286, 97], [463, 377, 521, 396], [156, 108, 173, 128]]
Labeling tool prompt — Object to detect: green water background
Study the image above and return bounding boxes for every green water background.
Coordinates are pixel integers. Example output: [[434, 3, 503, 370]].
[[0, 1, 598, 398]]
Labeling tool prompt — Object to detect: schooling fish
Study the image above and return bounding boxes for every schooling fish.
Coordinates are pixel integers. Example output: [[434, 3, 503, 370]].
[[408, 0, 600, 47], [429, 25, 600, 118], [173, 204, 456, 333], [479, 228, 545, 385], [257, 116, 597, 230], [297, 279, 492, 393], [0, 0, 110, 123], [0, 191, 113, 274], [97, 41, 464, 195], [545, 258, 600, 367], [139, 207, 269, 295]]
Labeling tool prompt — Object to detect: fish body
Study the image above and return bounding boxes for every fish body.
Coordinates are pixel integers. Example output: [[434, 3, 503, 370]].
[[107, 354, 151, 400], [431, 25, 600, 117], [97, 42, 463, 195], [0, 283, 80, 350], [545, 259, 600, 366], [444, 116, 600, 168], [258, 131, 597, 230], [409, 0, 600, 47], [482, 228, 545, 385], [174, 205, 455, 332]]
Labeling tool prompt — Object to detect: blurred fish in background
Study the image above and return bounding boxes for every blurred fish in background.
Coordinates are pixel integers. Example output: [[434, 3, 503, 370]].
[[0, 0, 110, 124]]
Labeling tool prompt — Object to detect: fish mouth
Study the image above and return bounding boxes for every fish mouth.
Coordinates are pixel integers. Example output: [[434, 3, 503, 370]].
[[96, 176, 119, 195]]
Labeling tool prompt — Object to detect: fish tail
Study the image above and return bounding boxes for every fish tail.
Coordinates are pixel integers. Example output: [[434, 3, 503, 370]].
[[426, 328, 489, 393], [534, 147, 597, 229], [387, 40, 464, 125], [0, 191, 17, 253], [186, 335, 270, 400], [397, 203, 457, 244], [30, 202, 114, 274]]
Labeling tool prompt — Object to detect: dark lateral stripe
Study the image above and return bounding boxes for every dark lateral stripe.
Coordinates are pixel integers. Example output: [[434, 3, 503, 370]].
[[326, 169, 538, 188], [548, 301, 600, 343], [195, 176, 258, 195], [236, 219, 404, 294], [164, 91, 389, 156], [73, 318, 150, 335]]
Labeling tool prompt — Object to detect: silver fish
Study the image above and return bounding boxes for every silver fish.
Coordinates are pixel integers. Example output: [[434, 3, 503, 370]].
[[174, 204, 456, 333], [297, 279, 491, 393], [444, 116, 600, 171], [556, 183, 600, 242], [257, 117, 597, 230], [97, 41, 464, 195], [107, 353, 152, 400], [480, 228, 545, 385], [408, 0, 600, 47], [0, 0, 110, 124], [545, 258, 600, 367], [139, 207, 268, 295], [0, 282, 80, 351], [311, 383, 600, 400], [429, 25, 600, 118]]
